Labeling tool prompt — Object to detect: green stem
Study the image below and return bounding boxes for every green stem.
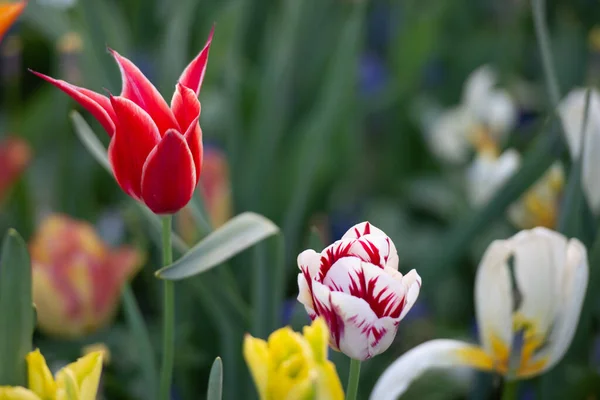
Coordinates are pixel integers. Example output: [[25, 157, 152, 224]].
[[158, 215, 174, 400], [122, 284, 157, 400], [502, 380, 519, 400], [532, 0, 561, 108], [345, 358, 361, 400]]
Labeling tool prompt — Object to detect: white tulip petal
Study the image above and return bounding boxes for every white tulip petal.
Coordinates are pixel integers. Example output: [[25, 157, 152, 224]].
[[428, 107, 473, 164], [310, 281, 341, 350], [297, 249, 322, 278], [475, 240, 514, 357], [463, 65, 497, 110], [582, 118, 600, 214], [557, 88, 600, 159], [511, 228, 565, 337], [399, 269, 422, 320], [485, 90, 517, 137], [370, 339, 489, 400], [297, 273, 315, 311], [329, 291, 398, 360], [540, 238, 588, 370], [467, 149, 521, 206], [342, 222, 387, 240], [323, 258, 407, 319]]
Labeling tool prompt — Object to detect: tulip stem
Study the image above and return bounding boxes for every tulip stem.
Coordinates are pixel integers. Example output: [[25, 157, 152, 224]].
[[501, 380, 518, 400], [345, 358, 361, 400], [159, 215, 174, 400]]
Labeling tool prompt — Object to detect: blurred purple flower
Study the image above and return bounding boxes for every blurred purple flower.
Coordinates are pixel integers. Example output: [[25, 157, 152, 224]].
[[360, 53, 388, 97]]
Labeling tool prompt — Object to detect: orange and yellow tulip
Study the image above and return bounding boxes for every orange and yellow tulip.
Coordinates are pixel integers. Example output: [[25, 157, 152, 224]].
[[0, 1, 26, 42]]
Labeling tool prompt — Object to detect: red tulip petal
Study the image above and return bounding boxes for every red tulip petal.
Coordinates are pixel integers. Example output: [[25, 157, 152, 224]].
[[141, 129, 196, 214], [108, 96, 161, 199], [171, 83, 201, 132], [30, 70, 116, 136], [184, 117, 202, 186], [109, 49, 179, 135], [178, 26, 214, 95]]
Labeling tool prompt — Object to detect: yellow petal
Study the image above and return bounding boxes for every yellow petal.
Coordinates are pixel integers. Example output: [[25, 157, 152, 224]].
[[243, 334, 271, 400], [302, 318, 328, 364], [55, 369, 80, 400], [56, 352, 103, 400], [25, 350, 57, 399], [283, 374, 315, 400], [0, 386, 43, 400], [314, 362, 344, 400]]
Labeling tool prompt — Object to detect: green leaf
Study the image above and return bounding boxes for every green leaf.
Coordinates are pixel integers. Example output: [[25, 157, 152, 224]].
[[70, 111, 111, 173], [157, 212, 279, 280], [0, 229, 35, 386], [121, 284, 158, 400], [207, 357, 224, 400]]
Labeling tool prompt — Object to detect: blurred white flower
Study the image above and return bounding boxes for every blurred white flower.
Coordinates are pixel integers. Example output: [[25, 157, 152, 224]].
[[466, 144, 564, 229], [370, 228, 588, 400], [558, 88, 600, 214], [37, 0, 77, 9], [425, 66, 517, 164], [467, 149, 520, 206]]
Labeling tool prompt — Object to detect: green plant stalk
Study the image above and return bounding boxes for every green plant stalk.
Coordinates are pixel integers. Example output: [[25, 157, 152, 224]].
[[532, 0, 561, 108], [159, 215, 175, 400], [345, 358, 361, 400], [122, 284, 158, 400], [501, 380, 518, 400]]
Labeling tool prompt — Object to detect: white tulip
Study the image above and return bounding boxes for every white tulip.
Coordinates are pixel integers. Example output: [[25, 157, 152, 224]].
[[370, 228, 588, 400], [558, 88, 600, 214]]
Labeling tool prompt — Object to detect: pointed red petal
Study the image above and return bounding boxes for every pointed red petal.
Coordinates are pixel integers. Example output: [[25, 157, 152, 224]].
[[171, 83, 201, 132], [108, 96, 161, 199], [30, 70, 116, 136], [184, 117, 202, 186], [178, 26, 214, 95], [141, 130, 196, 214], [109, 49, 179, 135]]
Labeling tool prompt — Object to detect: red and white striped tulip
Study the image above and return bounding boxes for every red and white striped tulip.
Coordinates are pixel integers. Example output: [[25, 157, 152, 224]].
[[297, 222, 421, 361], [30, 28, 214, 214]]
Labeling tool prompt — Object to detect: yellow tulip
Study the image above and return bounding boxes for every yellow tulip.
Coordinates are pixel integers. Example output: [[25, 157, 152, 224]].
[[0, 349, 103, 400], [244, 318, 344, 400]]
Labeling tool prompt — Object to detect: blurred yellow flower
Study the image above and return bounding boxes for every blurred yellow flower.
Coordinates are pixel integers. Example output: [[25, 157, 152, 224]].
[[0, 349, 103, 400], [0, 1, 26, 42], [29, 214, 142, 338], [466, 146, 564, 229], [244, 318, 344, 400]]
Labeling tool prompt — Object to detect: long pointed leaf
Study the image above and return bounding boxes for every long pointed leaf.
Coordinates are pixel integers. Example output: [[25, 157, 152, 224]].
[[156, 212, 279, 280], [207, 357, 224, 400], [0, 229, 35, 386]]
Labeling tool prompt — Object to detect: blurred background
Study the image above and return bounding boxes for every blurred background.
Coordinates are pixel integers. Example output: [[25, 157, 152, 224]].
[[1, 0, 600, 398]]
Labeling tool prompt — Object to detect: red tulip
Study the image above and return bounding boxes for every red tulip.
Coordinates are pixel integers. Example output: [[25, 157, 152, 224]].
[[30, 28, 214, 214]]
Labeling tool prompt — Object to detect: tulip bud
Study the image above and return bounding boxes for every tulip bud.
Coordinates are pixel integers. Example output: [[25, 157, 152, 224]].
[[29, 214, 142, 338], [297, 222, 421, 361]]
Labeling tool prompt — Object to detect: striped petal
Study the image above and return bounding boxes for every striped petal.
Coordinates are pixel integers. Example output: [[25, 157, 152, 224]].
[[30, 71, 117, 136], [109, 49, 179, 134], [341, 222, 399, 270], [108, 96, 161, 199], [178, 26, 214, 95], [370, 339, 492, 400], [141, 129, 196, 214]]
